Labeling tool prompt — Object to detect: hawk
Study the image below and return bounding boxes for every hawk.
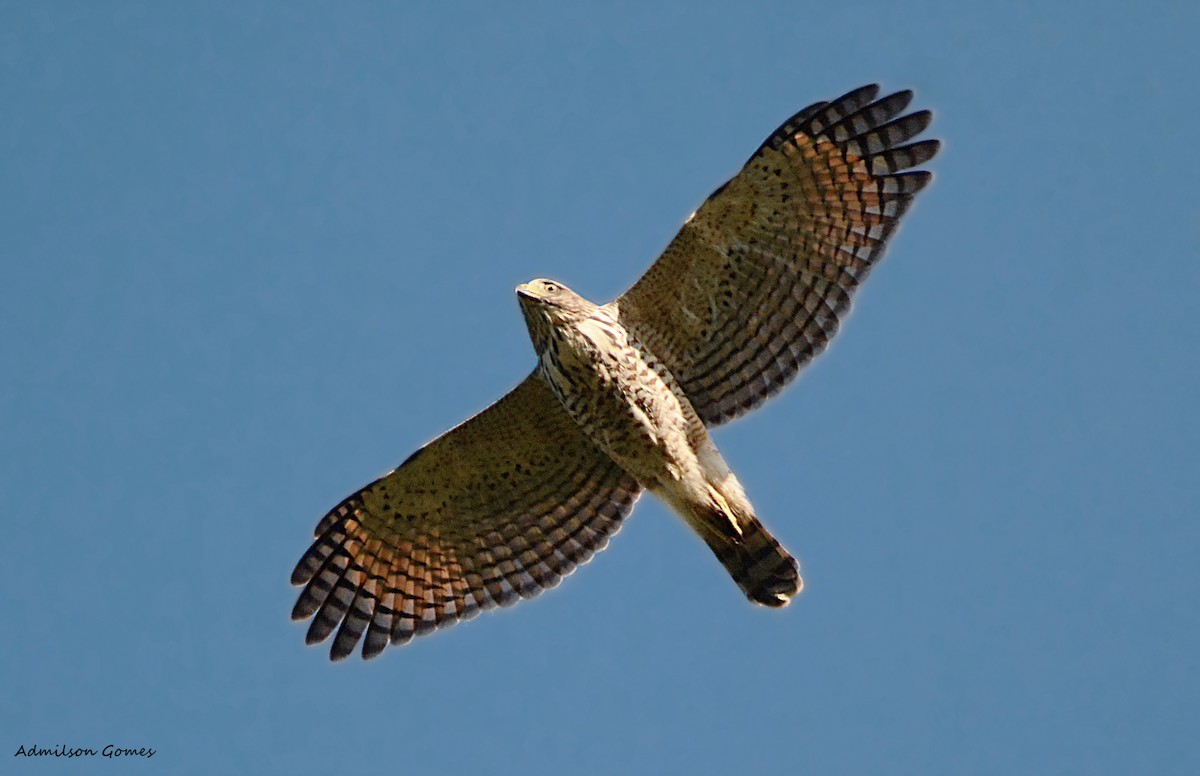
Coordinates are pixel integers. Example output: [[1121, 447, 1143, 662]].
[[292, 84, 940, 659]]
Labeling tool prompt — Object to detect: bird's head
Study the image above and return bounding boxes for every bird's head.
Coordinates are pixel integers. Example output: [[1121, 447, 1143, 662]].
[[516, 278, 597, 353], [516, 278, 594, 318]]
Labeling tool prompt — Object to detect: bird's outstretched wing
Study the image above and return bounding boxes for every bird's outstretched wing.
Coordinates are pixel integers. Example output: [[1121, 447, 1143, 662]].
[[291, 372, 642, 660], [613, 84, 940, 425]]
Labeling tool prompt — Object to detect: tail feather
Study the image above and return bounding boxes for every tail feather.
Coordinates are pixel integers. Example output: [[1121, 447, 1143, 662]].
[[703, 515, 802, 607]]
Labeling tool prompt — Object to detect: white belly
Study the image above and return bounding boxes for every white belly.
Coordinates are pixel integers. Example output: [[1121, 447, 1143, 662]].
[[539, 316, 700, 488]]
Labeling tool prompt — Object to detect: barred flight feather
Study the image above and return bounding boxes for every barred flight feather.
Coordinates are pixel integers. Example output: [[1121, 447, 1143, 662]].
[[291, 372, 641, 660], [615, 84, 939, 425]]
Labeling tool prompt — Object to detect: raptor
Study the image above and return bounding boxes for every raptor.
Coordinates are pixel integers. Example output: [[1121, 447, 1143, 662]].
[[291, 84, 940, 659]]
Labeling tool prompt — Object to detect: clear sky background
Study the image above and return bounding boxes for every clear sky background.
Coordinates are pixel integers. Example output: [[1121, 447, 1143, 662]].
[[3, 2, 1197, 773]]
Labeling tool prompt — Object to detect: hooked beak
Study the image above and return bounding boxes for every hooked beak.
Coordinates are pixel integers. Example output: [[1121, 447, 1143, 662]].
[[516, 283, 535, 299]]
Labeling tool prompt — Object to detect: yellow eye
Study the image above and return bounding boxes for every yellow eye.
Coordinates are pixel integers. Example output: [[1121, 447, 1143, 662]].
[[544, 282, 558, 293]]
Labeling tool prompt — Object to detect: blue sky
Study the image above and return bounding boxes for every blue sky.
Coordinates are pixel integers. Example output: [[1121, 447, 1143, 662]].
[[3, 2, 1198, 773]]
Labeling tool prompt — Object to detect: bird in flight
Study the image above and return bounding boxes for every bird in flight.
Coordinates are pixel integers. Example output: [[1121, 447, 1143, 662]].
[[291, 84, 940, 660]]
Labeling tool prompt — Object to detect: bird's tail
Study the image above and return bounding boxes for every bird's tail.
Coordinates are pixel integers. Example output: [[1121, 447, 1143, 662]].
[[688, 492, 802, 607], [707, 516, 802, 606]]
